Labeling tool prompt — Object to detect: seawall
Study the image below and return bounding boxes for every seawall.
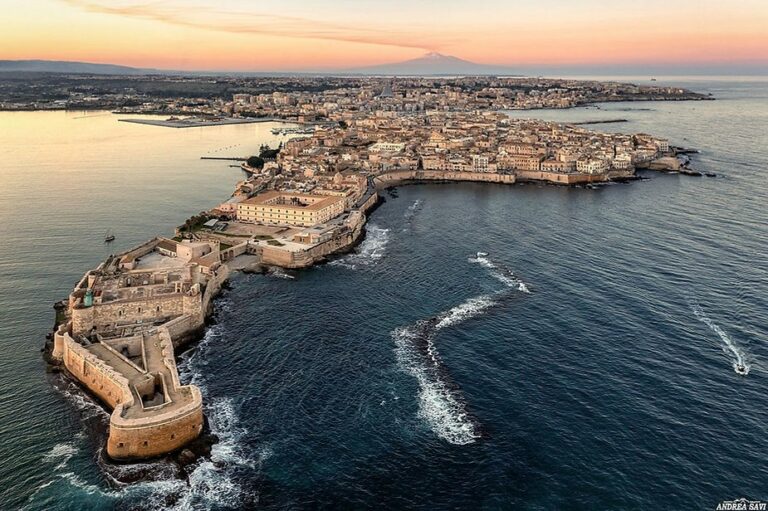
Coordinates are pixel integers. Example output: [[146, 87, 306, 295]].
[[52, 323, 204, 460]]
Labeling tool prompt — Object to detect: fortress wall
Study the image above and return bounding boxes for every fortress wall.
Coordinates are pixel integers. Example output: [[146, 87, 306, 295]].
[[220, 241, 249, 262], [107, 327, 204, 460], [163, 314, 200, 343], [357, 192, 380, 215], [55, 323, 204, 460], [115, 237, 162, 262], [71, 295, 187, 337], [258, 213, 367, 268], [101, 335, 144, 363], [515, 171, 607, 184], [375, 170, 517, 187], [107, 399, 203, 460], [201, 265, 230, 316], [56, 330, 133, 410]]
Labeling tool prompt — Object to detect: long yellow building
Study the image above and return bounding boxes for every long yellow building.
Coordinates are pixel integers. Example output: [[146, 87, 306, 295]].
[[237, 191, 346, 227]]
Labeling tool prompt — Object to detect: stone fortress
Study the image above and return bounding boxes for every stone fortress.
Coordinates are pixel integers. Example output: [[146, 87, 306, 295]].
[[51, 237, 230, 460], [48, 78, 705, 462], [50, 181, 380, 460]]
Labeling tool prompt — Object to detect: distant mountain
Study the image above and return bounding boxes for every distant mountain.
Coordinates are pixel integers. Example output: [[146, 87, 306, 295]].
[[0, 60, 159, 75], [345, 52, 520, 76]]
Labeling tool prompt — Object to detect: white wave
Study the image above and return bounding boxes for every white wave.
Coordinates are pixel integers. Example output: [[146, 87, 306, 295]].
[[172, 319, 259, 509], [42, 442, 79, 470], [393, 292, 506, 445], [692, 303, 751, 375], [330, 224, 390, 269], [468, 254, 531, 293], [435, 295, 496, 330], [55, 380, 110, 421], [267, 268, 294, 280], [206, 398, 254, 468], [402, 199, 423, 230], [393, 325, 479, 446]]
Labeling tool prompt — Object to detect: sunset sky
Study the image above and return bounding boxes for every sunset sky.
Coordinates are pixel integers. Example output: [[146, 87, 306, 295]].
[[2, 0, 767, 72]]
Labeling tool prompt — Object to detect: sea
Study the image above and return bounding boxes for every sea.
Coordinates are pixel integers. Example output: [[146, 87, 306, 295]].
[[0, 77, 766, 510]]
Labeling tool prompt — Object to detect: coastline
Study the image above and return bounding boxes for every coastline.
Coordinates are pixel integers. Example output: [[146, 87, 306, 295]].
[[43, 93, 709, 478]]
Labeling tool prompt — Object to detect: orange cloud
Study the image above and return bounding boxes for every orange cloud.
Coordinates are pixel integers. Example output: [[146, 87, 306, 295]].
[[59, 0, 453, 51]]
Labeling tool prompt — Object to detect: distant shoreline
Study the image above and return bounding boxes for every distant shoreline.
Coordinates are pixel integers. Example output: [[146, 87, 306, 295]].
[[118, 117, 279, 128]]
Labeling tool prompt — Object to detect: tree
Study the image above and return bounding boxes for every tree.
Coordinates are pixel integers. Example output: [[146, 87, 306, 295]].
[[247, 155, 265, 169]]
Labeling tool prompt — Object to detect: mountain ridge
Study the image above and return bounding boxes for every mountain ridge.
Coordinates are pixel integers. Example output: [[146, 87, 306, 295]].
[[345, 52, 520, 76]]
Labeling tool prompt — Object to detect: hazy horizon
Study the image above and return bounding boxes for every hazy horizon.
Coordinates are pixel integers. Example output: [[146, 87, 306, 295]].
[[2, 0, 767, 73]]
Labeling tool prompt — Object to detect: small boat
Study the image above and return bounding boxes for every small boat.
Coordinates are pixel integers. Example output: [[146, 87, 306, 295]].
[[104, 230, 115, 243], [476, 251, 488, 258], [735, 363, 748, 376]]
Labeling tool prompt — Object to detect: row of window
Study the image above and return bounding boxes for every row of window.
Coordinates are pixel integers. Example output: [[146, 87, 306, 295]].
[[114, 423, 198, 449], [116, 305, 162, 317]]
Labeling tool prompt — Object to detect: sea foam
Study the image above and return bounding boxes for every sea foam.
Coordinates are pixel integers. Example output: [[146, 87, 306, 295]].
[[692, 302, 751, 375], [393, 294, 501, 445], [468, 254, 531, 293], [330, 224, 390, 269]]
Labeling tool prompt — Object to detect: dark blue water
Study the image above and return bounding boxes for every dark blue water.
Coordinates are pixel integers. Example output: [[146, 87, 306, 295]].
[[3, 78, 768, 510]]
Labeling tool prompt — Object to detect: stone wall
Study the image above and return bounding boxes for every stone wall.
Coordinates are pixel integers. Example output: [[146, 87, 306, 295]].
[[258, 213, 366, 269], [54, 326, 132, 410], [71, 294, 188, 337], [107, 329, 203, 460], [515, 170, 607, 184], [375, 170, 517, 187], [53, 324, 204, 460], [107, 401, 203, 459]]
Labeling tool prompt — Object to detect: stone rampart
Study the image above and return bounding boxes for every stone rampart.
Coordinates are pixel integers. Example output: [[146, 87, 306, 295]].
[[515, 170, 608, 184], [53, 323, 204, 460], [375, 170, 517, 187]]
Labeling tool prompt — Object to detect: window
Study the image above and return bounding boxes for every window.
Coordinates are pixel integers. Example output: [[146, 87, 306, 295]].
[[143, 441, 148, 447], [117, 442, 124, 448]]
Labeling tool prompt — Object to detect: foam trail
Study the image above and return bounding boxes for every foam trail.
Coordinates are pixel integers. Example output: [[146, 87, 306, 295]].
[[268, 267, 295, 280], [330, 224, 390, 269], [468, 254, 531, 293], [402, 199, 423, 230], [394, 294, 499, 445], [42, 442, 79, 470], [692, 302, 751, 375]]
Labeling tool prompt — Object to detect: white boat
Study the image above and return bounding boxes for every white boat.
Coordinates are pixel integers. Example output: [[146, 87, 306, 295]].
[[476, 252, 488, 258]]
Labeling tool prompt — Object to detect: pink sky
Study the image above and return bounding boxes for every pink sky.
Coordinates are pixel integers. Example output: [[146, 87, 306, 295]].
[[2, 0, 767, 71]]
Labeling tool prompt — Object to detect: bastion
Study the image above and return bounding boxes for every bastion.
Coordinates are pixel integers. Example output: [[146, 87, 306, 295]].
[[50, 237, 229, 460]]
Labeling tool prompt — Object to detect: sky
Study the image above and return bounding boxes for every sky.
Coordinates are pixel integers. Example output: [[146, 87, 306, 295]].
[[1, 0, 767, 73]]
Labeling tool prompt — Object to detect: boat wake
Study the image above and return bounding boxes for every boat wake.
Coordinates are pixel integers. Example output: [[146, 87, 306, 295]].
[[468, 253, 531, 293], [330, 224, 390, 269], [692, 302, 751, 375]]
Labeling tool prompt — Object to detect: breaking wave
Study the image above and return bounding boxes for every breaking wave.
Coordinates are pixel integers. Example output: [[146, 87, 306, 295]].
[[330, 224, 390, 269], [267, 267, 295, 280], [468, 253, 531, 293], [393, 295, 499, 445], [692, 302, 751, 375], [42, 442, 79, 470], [402, 199, 423, 231], [393, 253, 533, 444]]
